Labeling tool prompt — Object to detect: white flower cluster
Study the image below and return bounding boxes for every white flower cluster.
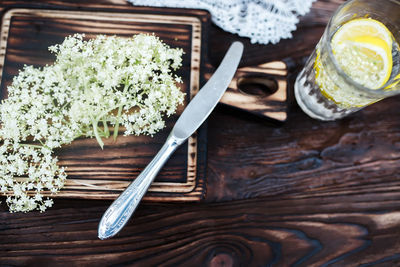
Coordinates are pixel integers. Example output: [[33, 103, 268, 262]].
[[0, 141, 66, 212], [0, 34, 184, 212]]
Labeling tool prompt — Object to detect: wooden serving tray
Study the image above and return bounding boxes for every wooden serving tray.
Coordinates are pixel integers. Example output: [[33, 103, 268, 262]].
[[0, 8, 209, 201]]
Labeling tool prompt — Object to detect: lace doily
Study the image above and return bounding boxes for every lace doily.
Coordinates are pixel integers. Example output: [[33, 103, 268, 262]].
[[126, 0, 316, 45]]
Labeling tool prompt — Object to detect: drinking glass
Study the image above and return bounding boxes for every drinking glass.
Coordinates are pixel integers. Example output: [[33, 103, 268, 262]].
[[294, 0, 400, 120]]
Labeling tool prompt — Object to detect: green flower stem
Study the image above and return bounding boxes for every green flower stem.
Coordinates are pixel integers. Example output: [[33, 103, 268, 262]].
[[102, 119, 110, 138], [92, 119, 104, 149], [72, 127, 88, 140], [113, 82, 129, 141], [95, 104, 124, 122], [113, 110, 122, 141], [19, 144, 43, 149], [72, 134, 83, 140]]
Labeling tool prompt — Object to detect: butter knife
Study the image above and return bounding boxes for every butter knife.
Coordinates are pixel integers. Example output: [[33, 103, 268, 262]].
[[98, 41, 244, 240]]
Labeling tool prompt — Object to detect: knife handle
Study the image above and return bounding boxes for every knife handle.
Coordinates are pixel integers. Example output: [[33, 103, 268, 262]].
[[98, 134, 183, 240]]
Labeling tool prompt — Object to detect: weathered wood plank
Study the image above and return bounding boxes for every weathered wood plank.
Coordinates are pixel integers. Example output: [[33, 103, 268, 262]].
[[1, 194, 400, 266]]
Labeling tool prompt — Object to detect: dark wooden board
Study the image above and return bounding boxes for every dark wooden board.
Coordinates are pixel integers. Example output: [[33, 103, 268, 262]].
[[0, 8, 209, 201]]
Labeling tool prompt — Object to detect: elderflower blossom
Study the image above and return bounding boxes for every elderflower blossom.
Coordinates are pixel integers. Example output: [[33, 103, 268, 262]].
[[0, 33, 184, 212], [49, 33, 185, 146], [0, 140, 66, 212]]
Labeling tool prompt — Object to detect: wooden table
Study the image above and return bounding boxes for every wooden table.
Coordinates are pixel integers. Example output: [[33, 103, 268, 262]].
[[2, 0, 400, 266]]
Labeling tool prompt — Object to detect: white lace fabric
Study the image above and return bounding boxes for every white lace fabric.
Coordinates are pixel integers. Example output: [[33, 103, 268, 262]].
[[126, 0, 316, 45]]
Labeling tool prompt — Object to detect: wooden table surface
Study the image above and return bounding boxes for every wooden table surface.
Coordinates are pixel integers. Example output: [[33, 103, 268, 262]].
[[2, 0, 400, 266]]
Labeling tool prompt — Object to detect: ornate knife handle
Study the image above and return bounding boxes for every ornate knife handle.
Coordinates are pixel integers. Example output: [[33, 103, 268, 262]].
[[98, 133, 183, 239]]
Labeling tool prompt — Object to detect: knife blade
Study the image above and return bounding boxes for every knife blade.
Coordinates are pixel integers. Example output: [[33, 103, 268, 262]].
[[98, 41, 243, 240], [172, 41, 244, 139]]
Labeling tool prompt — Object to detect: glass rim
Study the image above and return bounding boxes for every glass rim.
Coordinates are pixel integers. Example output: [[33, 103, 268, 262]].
[[324, 0, 400, 97]]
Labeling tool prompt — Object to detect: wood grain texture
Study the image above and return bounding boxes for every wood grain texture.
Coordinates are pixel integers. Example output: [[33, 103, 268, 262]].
[[2, 0, 400, 266], [1, 196, 400, 266], [0, 8, 208, 201], [219, 61, 288, 122]]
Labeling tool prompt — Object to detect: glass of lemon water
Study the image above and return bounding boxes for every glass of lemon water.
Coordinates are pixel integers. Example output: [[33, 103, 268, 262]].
[[295, 0, 400, 120]]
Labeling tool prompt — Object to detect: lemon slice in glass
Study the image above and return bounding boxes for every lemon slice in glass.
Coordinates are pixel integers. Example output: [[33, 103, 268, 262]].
[[331, 18, 393, 89]]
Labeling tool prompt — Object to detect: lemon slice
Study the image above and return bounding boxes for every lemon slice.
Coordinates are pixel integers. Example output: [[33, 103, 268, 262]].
[[331, 18, 393, 89], [332, 18, 393, 47]]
